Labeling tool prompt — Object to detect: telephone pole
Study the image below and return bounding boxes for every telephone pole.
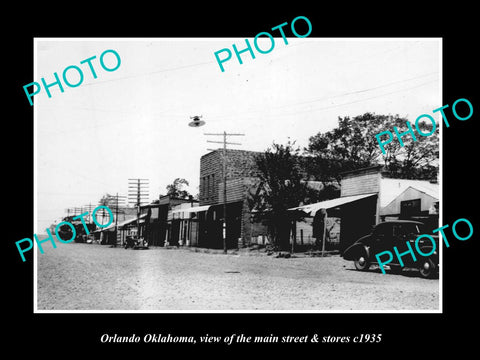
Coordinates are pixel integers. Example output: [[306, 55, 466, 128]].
[[106, 194, 126, 246], [205, 131, 244, 253], [83, 204, 94, 224], [128, 179, 149, 240]]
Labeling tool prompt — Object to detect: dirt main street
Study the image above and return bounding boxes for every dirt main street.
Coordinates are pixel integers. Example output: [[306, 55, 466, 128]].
[[36, 242, 439, 311]]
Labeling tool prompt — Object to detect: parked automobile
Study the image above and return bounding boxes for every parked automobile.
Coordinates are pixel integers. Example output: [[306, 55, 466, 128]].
[[342, 220, 438, 279], [124, 236, 149, 250]]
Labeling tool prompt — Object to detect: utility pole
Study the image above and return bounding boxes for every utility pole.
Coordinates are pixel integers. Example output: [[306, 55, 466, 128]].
[[322, 209, 327, 257], [83, 204, 94, 223], [80, 204, 95, 242], [102, 194, 126, 246], [96, 198, 110, 244], [205, 131, 244, 254], [128, 178, 149, 241], [98, 196, 114, 225]]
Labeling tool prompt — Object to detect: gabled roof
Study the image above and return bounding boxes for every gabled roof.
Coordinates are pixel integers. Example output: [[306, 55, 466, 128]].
[[379, 178, 439, 208], [405, 184, 439, 199]]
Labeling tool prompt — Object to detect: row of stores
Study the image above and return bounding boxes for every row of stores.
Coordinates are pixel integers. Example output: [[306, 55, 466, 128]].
[[96, 197, 246, 250], [96, 155, 439, 253], [98, 184, 437, 254]]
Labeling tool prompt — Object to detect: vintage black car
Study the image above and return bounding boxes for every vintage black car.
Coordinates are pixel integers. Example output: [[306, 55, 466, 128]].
[[124, 236, 149, 250], [342, 220, 438, 279]]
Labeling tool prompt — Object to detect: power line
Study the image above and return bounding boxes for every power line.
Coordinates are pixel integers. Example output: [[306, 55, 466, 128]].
[[38, 191, 104, 196], [207, 73, 439, 121], [43, 164, 113, 188], [204, 131, 245, 253], [82, 60, 214, 88], [270, 72, 439, 111], [128, 178, 150, 243], [266, 78, 439, 118], [42, 59, 215, 94], [106, 193, 127, 246], [207, 78, 438, 123]]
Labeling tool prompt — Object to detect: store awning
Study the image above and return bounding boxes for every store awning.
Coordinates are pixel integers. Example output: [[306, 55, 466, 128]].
[[288, 193, 377, 216], [97, 213, 148, 231], [171, 205, 211, 214]]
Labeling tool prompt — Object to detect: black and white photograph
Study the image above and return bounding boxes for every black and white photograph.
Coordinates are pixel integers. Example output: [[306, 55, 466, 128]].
[[32, 37, 442, 313], [6, 6, 478, 355]]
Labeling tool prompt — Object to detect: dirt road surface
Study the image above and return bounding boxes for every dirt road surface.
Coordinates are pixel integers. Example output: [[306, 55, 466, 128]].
[[36, 242, 439, 311]]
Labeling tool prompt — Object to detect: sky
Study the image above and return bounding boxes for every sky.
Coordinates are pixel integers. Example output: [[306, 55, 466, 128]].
[[34, 38, 441, 232]]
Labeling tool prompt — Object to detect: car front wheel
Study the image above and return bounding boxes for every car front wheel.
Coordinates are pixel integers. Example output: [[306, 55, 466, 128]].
[[419, 258, 437, 279], [354, 252, 371, 271]]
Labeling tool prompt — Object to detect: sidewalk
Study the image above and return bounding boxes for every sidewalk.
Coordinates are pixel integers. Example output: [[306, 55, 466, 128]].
[[162, 244, 340, 258]]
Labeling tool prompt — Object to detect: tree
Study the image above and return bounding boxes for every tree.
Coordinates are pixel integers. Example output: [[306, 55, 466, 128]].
[[306, 113, 439, 182], [248, 141, 318, 251], [96, 193, 116, 227], [166, 178, 191, 199], [98, 193, 114, 207], [55, 215, 96, 242]]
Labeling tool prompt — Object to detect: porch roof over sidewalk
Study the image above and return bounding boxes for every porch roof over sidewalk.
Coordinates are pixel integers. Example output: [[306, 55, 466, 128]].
[[170, 205, 211, 214], [95, 213, 148, 232], [288, 193, 377, 216]]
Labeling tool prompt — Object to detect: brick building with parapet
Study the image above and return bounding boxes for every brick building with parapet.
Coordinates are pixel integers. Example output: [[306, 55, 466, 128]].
[[171, 150, 439, 252], [198, 149, 267, 249]]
